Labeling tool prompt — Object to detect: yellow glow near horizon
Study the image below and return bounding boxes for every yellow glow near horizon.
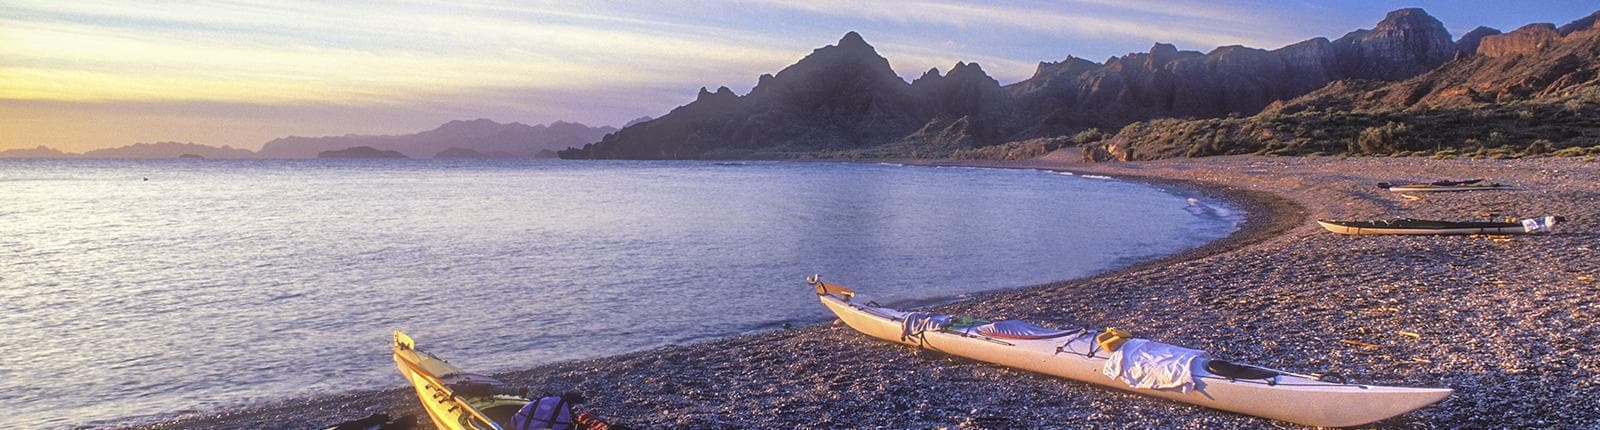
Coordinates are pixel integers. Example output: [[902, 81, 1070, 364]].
[[0, 9, 801, 106]]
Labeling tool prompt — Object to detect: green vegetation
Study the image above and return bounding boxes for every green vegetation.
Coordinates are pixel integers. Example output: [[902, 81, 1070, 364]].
[[1083, 95, 1600, 161]]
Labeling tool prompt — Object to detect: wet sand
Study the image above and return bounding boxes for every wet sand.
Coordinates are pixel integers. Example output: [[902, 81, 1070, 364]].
[[126, 155, 1600, 429]]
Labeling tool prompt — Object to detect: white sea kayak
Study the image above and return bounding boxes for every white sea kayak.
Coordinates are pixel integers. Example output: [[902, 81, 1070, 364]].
[[1317, 216, 1559, 235], [809, 278, 1451, 428]]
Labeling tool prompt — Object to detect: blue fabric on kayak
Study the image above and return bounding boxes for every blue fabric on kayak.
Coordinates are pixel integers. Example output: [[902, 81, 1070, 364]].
[[976, 320, 1076, 339], [900, 312, 951, 341]]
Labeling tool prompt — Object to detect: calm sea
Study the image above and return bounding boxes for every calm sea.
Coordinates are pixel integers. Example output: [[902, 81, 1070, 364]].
[[0, 159, 1238, 428]]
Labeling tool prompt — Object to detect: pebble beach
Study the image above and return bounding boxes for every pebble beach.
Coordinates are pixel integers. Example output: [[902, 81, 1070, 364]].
[[128, 155, 1600, 429]]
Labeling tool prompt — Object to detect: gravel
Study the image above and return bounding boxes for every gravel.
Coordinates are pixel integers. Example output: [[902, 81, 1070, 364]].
[[124, 155, 1600, 429]]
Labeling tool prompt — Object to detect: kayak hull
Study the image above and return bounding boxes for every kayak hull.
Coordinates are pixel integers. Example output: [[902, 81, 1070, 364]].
[[393, 332, 525, 430], [1386, 185, 1511, 192], [1317, 220, 1527, 235], [820, 295, 1450, 427]]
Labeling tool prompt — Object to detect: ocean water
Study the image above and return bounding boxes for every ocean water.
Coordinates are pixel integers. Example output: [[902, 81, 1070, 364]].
[[0, 159, 1238, 428]]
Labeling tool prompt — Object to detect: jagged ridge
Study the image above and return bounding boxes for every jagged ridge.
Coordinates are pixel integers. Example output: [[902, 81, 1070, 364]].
[[563, 9, 1463, 159]]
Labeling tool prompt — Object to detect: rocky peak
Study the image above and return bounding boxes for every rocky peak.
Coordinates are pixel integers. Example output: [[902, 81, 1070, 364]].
[[910, 67, 943, 90], [1477, 23, 1561, 58], [1150, 42, 1178, 57], [1033, 56, 1093, 76], [1375, 8, 1437, 31], [1455, 26, 1503, 57], [752, 31, 905, 99], [622, 116, 654, 127], [1332, 8, 1456, 80], [837, 31, 869, 51], [439, 118, 498, 131], [1557, 10, 1600, 35], [946, 62, 992, 81], [912, 61, 1001, 94], [694, 86, 739, 103]]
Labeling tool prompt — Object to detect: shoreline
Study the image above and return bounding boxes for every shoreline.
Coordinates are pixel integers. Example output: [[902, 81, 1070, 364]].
[[128, 155, 1598, 429]]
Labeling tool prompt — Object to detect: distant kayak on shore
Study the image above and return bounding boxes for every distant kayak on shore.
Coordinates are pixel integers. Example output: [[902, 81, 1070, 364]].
[[808, 276, 1452, 428], [1376, 179, 1513, 192], [1318, 216, 1561, 235]]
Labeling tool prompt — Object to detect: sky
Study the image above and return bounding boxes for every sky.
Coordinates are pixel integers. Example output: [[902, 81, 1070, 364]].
[[2, 1, 1596, 152]]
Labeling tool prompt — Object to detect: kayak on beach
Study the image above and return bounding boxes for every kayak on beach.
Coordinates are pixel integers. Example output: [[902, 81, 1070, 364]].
[[808, 276, 1451, 428], [1377, 179, 1512, 192], [393, 331, 531, 430], [392, 332, 623, 430], [1317, 216, 1561, 235]]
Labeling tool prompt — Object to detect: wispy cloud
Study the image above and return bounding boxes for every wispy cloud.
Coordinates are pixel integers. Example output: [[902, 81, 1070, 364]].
[[747, 0, 1289, 49], [0, 1, 806, 106]]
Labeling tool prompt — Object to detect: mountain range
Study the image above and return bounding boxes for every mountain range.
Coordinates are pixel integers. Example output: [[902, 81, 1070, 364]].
[[257, 119, 616, 158], [0, 119, 618, 159], [7, 8, 1595, 162], [1086, 10, 1600, 161], [563, 8, 1600, 160]]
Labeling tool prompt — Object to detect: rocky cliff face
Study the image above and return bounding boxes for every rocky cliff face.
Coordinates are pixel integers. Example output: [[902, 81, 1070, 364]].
[[260, 119, 616, 158], [1000, 8, 1453, 138], [1455, 26, 1503, 58], [1329, 8, 1457, 80], [563, 9, 1471, 159], [1558, 11, 1600, 35], [1083, 10, 1600, 162], [1269, 13, 1600, 113], [1477, 24, 1563, 58]]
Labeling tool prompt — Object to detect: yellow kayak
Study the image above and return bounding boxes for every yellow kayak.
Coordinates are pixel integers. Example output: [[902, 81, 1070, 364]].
[[392, 331, 529, 430]]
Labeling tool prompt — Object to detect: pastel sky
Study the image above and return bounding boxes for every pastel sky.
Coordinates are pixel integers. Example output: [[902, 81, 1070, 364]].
[[2, 1, 1595, 152]]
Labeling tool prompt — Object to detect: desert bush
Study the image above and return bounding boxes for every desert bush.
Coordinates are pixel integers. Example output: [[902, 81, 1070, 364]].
[[1071, 128, 1107, 145], [1488, 131, 1507, 147], [1522, 139, 1554, 156], [1357, 122, 1412, 154], [1552, 146, 1587, 157]]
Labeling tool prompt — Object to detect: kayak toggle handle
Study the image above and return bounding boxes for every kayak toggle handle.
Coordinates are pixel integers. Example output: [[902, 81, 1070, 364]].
[[1315, 372, 1348, 384]]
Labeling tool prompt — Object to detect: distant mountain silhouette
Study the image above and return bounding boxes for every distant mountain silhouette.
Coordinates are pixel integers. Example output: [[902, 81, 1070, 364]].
[[562, 9, 1462, 159], [4, 119, 614, 159], [260, 119, 616, 158], [434, 147, 513, 159], [80, 142, 257, 159], [317, 146, 409, 159], [0, 146, 70, 158], [623, 116, 654, 127]]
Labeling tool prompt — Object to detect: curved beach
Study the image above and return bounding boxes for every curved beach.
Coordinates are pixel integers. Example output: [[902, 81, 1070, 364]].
[[129, 155, 1600, 429]]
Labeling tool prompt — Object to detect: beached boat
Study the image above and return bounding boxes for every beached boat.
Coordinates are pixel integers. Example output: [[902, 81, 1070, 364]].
[[1317, 216, 1559, 235], [1381, 181, 1512, 192], [808, 277, 1451, 427], [393, 331, 528, 430]]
